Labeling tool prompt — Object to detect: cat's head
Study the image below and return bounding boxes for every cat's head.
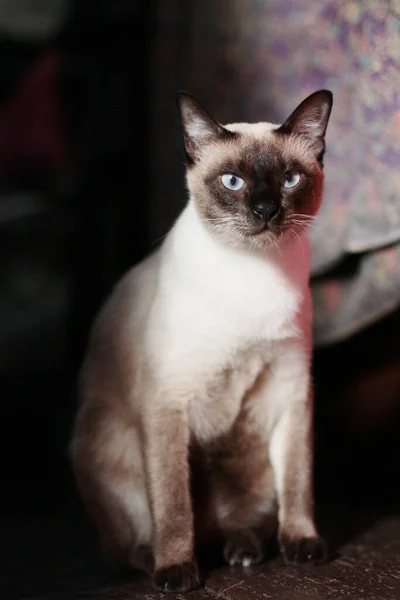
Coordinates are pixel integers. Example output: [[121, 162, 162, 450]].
[[176, 90, 332, 251]]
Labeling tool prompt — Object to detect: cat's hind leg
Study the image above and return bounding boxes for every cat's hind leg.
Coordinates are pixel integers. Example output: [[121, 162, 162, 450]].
[[71, 405, 153, 573]]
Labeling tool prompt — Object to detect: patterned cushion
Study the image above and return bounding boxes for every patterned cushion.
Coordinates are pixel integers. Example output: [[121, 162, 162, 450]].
[[152, 0, 400, 345]]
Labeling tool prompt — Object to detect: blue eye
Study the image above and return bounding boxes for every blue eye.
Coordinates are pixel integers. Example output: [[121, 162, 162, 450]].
[[221, 174, 245, 191], [284, 171, 301, 189]]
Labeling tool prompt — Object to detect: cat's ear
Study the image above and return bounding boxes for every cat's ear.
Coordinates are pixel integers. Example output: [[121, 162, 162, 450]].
[[277, 90, 333, 162], [176, 92, 234, 163]]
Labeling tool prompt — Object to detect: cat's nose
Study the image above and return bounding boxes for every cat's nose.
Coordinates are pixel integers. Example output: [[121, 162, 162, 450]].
[[252, 202, 280, 223]]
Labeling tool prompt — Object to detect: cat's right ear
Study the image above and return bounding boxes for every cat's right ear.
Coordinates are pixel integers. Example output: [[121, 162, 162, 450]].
[[277, 90, 333, 163], [176, 92, 234, 164]]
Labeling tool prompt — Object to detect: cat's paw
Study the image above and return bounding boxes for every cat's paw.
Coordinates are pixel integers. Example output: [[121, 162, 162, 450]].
[[279, 534, 327, 566], [153, 560, 202, 593], [224, 530, 264, 567]]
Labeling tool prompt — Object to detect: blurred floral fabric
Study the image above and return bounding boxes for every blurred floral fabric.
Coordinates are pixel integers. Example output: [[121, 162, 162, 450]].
[[152, 0, 400, 346]]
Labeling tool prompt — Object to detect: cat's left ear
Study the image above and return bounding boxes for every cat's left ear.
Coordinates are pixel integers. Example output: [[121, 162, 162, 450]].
[[277, 90, 333, 162], [176, 92, 234, 163]]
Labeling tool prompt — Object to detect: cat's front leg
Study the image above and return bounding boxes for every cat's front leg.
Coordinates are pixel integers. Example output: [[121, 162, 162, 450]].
[[144, 403, 201, 592], [269, 340, 327, 566]]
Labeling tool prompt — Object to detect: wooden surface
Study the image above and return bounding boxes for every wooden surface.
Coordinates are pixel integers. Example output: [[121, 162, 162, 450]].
[[5, 506, 400, 600]]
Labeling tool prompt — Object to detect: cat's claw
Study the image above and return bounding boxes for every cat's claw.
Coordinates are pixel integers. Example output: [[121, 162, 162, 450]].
[[279, 535, 328, 566], [153, 561, 202, 593], [224, 530, 264, 567]]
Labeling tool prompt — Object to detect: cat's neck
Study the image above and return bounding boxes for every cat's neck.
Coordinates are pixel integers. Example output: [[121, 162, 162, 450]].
[[164, 198, 311, 290], [170, 199, 309, 265]]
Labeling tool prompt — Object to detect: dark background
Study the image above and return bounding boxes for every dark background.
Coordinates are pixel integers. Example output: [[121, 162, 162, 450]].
[[1, 0, 156, 517], [2, 1, 400, 587]]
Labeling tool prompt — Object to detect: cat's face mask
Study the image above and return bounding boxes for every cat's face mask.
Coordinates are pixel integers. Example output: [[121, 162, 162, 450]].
[[177, 90, 332, 252]]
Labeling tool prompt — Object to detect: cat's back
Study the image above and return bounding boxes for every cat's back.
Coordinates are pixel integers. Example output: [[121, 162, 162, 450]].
[[79, 248, 161, 401], [95, 249, 160, 340]]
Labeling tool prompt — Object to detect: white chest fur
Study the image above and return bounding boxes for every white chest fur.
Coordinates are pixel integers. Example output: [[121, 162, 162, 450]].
[[154, 201, 310, 354], [142, 201, 311, 445]]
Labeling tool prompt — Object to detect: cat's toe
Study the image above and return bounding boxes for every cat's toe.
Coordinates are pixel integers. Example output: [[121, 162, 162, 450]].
[[224, 530, 264, 567], [279, 534, 327, 566], [153, 561, 202, 592]]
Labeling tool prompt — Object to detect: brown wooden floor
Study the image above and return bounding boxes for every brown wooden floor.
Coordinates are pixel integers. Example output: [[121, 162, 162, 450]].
[[5, 505, 400, 600]]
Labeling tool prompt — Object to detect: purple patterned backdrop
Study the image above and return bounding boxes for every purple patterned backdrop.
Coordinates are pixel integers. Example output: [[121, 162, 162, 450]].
[[150, 0, 400, 346]]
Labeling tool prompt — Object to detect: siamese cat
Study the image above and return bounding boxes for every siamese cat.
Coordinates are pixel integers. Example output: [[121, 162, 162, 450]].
[[71, 89, 333, 592]]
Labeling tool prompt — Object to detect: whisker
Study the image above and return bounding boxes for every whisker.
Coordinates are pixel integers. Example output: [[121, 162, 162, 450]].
[[203, 217, 237, 221], [290, 212, 320, 219], [290, 228, 306, 259], [203, 217, 239, 227], [291, 220, 311, 226], [271, 238, 284, 258], [290, 213, 328, 226], [149, 232, 169, 247], [290, 221, 319, 233], [289, 216, 325, 231]]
